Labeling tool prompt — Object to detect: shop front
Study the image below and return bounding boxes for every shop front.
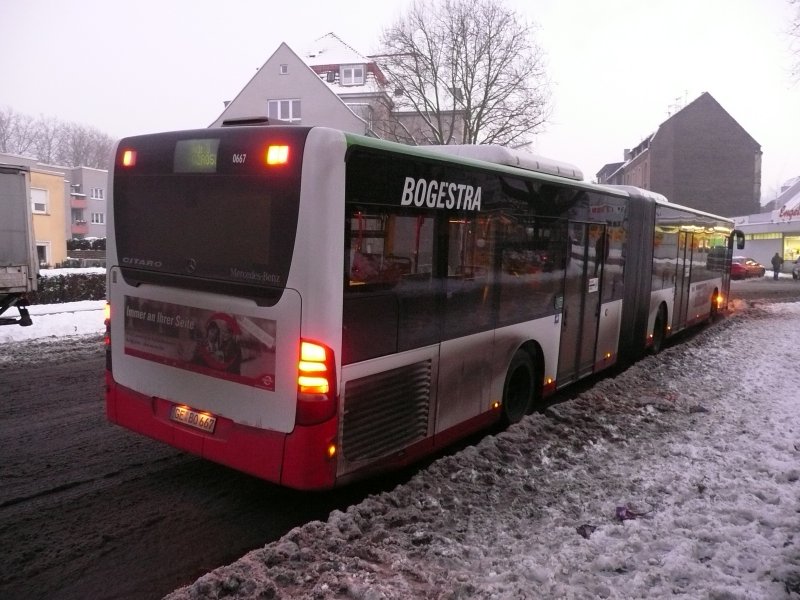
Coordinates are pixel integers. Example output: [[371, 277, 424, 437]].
[[734, 184, 800, 272]]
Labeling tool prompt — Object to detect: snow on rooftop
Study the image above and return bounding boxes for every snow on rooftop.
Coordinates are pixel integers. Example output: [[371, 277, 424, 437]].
[[300, 32, 387, 96], [302, 32, 369, 66]]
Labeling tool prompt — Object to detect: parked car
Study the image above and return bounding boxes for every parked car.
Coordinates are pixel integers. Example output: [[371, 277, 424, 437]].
[[731, 256, 765, 280], [792, 258, 800, 280], [747, 258, 767, 278]]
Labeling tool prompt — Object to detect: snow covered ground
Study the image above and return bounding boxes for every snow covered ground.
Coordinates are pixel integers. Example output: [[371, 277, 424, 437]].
[[0, 300, 105, 343], [0, 267, 106, 344], [4, 273, 799, 599], [159, 299, 800, 600]]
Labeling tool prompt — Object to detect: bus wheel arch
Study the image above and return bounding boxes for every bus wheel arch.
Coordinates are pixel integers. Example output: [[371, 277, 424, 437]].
[[500, 344, 541, 426], [521, 342, 544, 415], [650, 303, 668, 355]]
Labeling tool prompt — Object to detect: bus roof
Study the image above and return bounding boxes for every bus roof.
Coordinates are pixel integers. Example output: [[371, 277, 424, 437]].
[[420, 144, 583, 181], [605, 184, 735, 225], [342, 131, 611, 194]]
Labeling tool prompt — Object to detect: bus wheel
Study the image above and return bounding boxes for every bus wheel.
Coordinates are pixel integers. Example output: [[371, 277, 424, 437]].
[[650, 307, 667, 355], [501, 351, 535, 426]]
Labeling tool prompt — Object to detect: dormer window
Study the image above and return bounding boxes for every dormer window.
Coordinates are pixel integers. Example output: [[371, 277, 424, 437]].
[[340, 64, 365, 86]]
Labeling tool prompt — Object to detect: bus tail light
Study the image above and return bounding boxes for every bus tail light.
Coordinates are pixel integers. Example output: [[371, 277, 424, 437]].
[[266, 145, 289, 165], [104, 302, 112, 371], [121, 149, 137, 167], [296, 340, 337, 425]]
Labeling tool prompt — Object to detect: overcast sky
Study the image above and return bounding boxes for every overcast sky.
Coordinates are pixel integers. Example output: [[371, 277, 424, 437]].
[[2, 0, 797, 202]]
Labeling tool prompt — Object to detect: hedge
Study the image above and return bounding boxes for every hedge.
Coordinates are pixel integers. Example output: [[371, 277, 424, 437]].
[[28, 273, 106, 304], [66, 238, 106, 251]]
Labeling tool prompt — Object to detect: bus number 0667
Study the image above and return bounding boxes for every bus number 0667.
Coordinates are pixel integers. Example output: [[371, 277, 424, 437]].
[[232, 153, 247, 164]]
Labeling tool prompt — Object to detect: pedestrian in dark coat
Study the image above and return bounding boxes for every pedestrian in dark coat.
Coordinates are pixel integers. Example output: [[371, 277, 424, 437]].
[[771, 252, 783, 280]]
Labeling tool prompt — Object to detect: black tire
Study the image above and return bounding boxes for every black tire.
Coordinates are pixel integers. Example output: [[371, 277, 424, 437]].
[[501, 351, 535, 426], [650, 307, 666, 354]]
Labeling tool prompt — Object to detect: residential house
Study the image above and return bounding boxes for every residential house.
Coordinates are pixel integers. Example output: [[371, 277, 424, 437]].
[[596, 92, 761, 217], [210, 34, 373, 133], [0, 152, 108, 266], [68, 166, 109, 240], [595, 162, 624, 185], [29, 166, 69, 267], [0, 153, 67, 266], [211, 33, 466, 145]]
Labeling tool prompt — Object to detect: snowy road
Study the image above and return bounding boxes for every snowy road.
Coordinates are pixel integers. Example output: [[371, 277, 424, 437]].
[[0, 337, 407, 600]]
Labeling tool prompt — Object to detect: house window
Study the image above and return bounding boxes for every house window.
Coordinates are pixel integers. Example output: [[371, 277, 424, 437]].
[[36, 242, 50, 267], [267, 99, 301, 123], [280, 64, 288, 75], [90, 187, 104, 199], [340, 65, 365, 86], [91, 212, 105, 224], [346, 103, 373, 130], [31, 188, 48, 214]]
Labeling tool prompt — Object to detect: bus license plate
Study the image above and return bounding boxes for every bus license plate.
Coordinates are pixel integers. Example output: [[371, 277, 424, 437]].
[[170, 405, 217, 433]]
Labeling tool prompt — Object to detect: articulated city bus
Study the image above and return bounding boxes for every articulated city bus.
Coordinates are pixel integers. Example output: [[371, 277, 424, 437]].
[[105, 121, 742, 489]]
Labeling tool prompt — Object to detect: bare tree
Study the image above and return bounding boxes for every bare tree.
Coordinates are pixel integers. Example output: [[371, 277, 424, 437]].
[[86, 129, 115, 170], [0, 105, 115, 169], [375, 0, 550, 147], [0, 107, 16, 154], [0, 107, 38, 156], [33, 115, 65, 165], [60, 123, 95, 167]]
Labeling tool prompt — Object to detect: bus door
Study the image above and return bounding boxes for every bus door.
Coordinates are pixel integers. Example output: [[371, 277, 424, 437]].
[[556, 222, 602, 386], [435, 213, 493, 434], [673, 232, 692, 330]]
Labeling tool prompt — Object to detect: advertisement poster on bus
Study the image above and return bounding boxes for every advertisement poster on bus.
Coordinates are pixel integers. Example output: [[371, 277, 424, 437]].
[[122, 296, 277, 390]]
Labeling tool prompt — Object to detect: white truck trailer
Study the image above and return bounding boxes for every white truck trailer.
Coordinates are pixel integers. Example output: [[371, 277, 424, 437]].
[[0, 164, 37, 326]]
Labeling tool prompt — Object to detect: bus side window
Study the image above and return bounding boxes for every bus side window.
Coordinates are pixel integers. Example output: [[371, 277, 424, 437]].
[[346, 211, 433, 289], [496, 215, 567, 326], [442, 215, 494, 338], [653, 228, 678, 291], [343, 208, 440, 362]]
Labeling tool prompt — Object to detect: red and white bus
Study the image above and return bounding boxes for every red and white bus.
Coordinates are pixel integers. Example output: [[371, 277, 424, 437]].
[[105, 121, 743, 489]]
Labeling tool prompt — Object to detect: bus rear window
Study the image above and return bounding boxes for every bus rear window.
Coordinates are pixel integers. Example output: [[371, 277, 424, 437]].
[[114, 173, 300, 297]]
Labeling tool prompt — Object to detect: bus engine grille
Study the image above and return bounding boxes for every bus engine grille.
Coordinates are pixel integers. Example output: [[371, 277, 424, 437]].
[[342, 360, 432, 462]]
